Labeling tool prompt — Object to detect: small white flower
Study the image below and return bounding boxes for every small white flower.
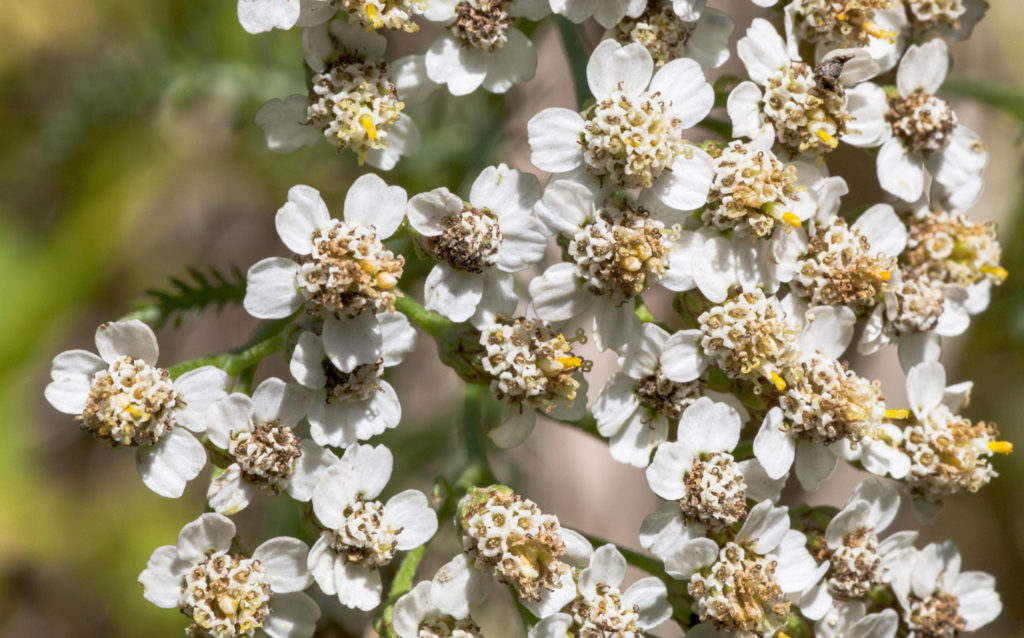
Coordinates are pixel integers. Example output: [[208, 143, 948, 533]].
[[528, 40, 715, 210], [332, 0, 427, 32], [799, 479, 918, 620], [44, 320, 229, 498], [666, 500, 824, 636], [393, 581, 483, 638], [904, 0, 988, 38], [139, 513, 319, 638], [243, 178, 407, 373], [308, 444, 438, 610], [289, 313, 415, 447], [408, 164, 547, 324], [607, 1, 735, 69], [204, 377, 339, 515], [528, 544, 671, 638], [549, 0, 646, 27], [530, 181, 698, 351], [430, 485, 593, 618], [237, 0, 334, 34], [814, 602, 899, 638], [424, 0, 548, 95], [729, 19, 889, 156], [890, 540, 1001, 637], [783, 0, 906, 72], [255, 19, 425, 170], [877, 39, 986, 202]]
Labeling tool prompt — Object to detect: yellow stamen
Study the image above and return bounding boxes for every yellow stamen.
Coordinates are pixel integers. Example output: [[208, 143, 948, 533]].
[[863, 20, 897, 43], [815, 128, 839, 148], [770, 371, 787, 392], [782, 212, 802, 228], [359, 114, 378, 141], [364, 4, 384, 28], [557, 356, 582, 370], [988, 440, 1013, 455], [981, 265, 1008, 282], [870, 269, 891, 281], [885, 409, 909, 420], [835, 13, 847, 20]]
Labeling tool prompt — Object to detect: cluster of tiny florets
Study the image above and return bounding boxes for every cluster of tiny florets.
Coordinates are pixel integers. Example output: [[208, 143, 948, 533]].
[[451, 0, 513, 51], [791, 0, 898, 47], [827, 528, 883, 599], [904, 592, 967, 638], [613, 3, 695, 67], [182, 551, 271, 638], [228, 422, 302, 493], [903, 208, 1006, 287], [780, 354, 885, 445], [80, 356, 179, 447], [887, 92, 958, 154], [330, 497, 399, 568], [882, 274, 946, 335], [904, 0, 966, 31], [635, 370, 701, 422], [681, 452, 748, 530], [902, 406, 999, 501], [704, 141, 802, 238], [568, 582, 642, 636], [423, 206, 503, 273], [416, 618, 485, 638], [761, 62, 852, 155], [336, 0, 421, 32], [698, 289, 798, 379], [688, 543, 790, 635]]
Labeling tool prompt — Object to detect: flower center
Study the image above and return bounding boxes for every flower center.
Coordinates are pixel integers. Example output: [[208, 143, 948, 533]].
[[903, 209, 1006, 287], [613, 3, 695, 67], [423, 206, 503, 273], [568, 203, 675, 304], [452, 0, 513, 51], [298, 219, 404, 319], [792, 218, 893, 314], [905, 0, 966, 31], [79, 356, 179, 447], [902, 404, 1000, 501], [780, 354, 885, 445], [568, 582, 642, 636], [478, 317, 588, 413], [762, 62, 852, 155], [181, 551, 271, 638], [331, 497, 399, 569], [827, 527, 882, 599], [792, 0, 898, 47], [323, 357, 385, 402], [635, 369, 700, 422], [582, 89, 688, 189], [698, 290, 798, 382], [688, 542, 790, 635], [228, 422, 302, 493], [417, 618, 485, 638], [906, 592, 967, 638], [307, 56, 405, 165], [886, 92, 958, 155], [882, 273, 945, 335], [704, 141, 803, 238], [460, 487, 570, 603], [336, 0, 421, 32], [682, 452, 747, 531]]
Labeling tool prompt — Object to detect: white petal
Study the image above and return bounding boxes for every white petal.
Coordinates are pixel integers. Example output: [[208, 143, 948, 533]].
[[685, 10, 734, 69], [243, 257, 303, 319], [95, 320, 159, 365], [393, 582, 434, 638], [471, 163, 540, 217], [727, 81, 765, 139], [639, 502, 692, 561], [289, 331, 327, 389], [481, 29, 537, 93], [579, 545, 627, 599], [385, 490, 438, 550], [774, 530, 823, 593], [521, 575, 577, 618], [365, 115, 421, 171], [287, 440, 338, 502], [311, 466, 357, 529], [173, 366, 231, 433], [897, 331, 941, 372], [608, 410, 667, 467], [176, 513, 236, 563], [678, 397, 741, 453], [254, 95, 320, 153], [798, 581, 833, 622], [927, 125, 987, 191], [651, 146, 713, 210], [623, 577, 671, 629], [139, 545, 188, 608], [846, 478, 900, 532], [659, 329, 705, 382], [426, 34, 488, 95], [528, 263, 590, 322], [737, 19, 790, 84], [794, 441, 837, 491], [592, 302, 639, 352], [322, 313, 381, 373], [391, 54, 437, 105], [344, 173, 407, 239], [424, 264, 485, 323], [529, 615, 573, 638], [897, 39, 948, 96], [586, 40, 654, 100], [263, 592, 320, 638], [533, 179, 592, 236], [489, 408, 538, 448], [431, 554, 490, 617], [207, 465, 256, 515], [650, 59, 714, 128], [736, 501, 790, 554], [877, 138, 924, 202], [136, 428, 206, 498], [378, 311, 417, 366], [907, 360, 946, 418], [620, 323, 668, 378], [799, 305, 855, 359], [328, 18, 386, 58], [254, 537, 314, 593], [646, 441, 692, 501], [592, 373, 642, 437], [852, 203, 906, 257], [252, 377, 307, 427], [694, 236, 736, 303], [307, 533, 337, 595], [737, 459, 786, 503], [664, 537, 719, 579], [44, 350, 105, 414], [406, 188, 462, 237], [844, 83, 890, 147], [335, 561, 382, 610], [527, 108, 586, 173], [237, 0, 300, 34], [753, 408, 796, 479], [275, 185, 330, 254]]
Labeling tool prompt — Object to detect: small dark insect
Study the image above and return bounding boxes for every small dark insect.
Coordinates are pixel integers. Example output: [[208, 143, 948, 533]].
[[814, 55, 855, 94]]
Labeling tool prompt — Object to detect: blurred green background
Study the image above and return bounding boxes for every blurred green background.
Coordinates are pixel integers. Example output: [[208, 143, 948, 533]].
[[1, 0, 1023, 635]]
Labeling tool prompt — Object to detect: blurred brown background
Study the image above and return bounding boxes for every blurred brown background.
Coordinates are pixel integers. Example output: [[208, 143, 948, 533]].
[[1, 0, 1022, 635]]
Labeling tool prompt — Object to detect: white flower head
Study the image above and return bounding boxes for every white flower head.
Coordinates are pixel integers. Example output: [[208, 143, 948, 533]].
[[891, 540, 1001, 637], [431, 485, 593, 618], [784, 0, 907, 71], [243, 179, 407, 373], [877, 39, 986, 202], [289, 312, 414, 447], [528, 40, 715, 211], [237, 0, 335, 34], [409, 164, 547, 324], [670, 501, 824, 636], [815, 602, 899, 638], [308, 444, 438, 610], [528, 544, 671, 638], [608, 2, 735, 70], [424, 0, 548, 95], [204, 377, 340, 515], [139, 513, 319, 638], [337, 0, 426, 32], [255, 19, 423, 170], [729, 19, 889, 156], [393, 581, 483, 638], [479, 315, 590, 448], [44, 320, 229, 498]]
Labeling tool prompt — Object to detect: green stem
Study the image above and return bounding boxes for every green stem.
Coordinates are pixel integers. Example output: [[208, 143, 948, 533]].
[[462, 385, 495, 484], [555, 16, 592, 109], [697, 116, 731, 139], [167, 316, 293, 379], [395, 295, 452, 339], [376, 545, 427, 638]]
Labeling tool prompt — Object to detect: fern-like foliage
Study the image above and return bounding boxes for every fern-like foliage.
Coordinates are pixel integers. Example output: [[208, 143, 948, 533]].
[[129, 265, 247, 328]]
